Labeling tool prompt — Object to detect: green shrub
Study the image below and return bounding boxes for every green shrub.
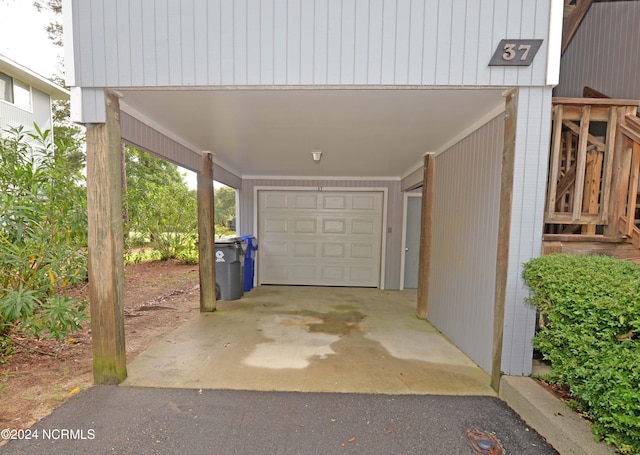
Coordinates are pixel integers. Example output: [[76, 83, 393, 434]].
[[0, 125, 88, 356], [523, 254, 640, 453]]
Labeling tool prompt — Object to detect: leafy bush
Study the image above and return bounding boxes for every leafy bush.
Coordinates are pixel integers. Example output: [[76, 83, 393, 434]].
[[523, 254, 640, 453], [125, 147, 198, 261], [0, 126, 88, 355]]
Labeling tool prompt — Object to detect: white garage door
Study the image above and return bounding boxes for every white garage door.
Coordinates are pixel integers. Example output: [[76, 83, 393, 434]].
[[258, 190, 383, 287]]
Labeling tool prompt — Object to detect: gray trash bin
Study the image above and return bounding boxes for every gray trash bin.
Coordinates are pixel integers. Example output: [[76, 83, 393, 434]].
[[215, 238, 246, 300]]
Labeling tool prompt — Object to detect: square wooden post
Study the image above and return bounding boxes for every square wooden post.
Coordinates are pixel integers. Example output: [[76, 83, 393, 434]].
[[604, 107, 634, 237], [491, 89, 518, 391], [86, 91, 127, 384], [416, 153, 435, 319], [198, 152, 216, 312]]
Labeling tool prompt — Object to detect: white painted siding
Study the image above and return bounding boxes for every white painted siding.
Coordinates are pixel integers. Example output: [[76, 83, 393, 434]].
[[66, 0, 552, 89], [556, 1, 640, 99], [502, 86, 553, 376], [239, 178, 402, 289], [0, 88, 53, 138], [428, 115, 503, 374]]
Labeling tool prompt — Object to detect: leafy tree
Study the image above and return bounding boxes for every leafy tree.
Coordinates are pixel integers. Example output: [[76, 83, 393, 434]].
[[33, 0, 63, 47], [125, 147, 198, 260], [214, 186, 236, 228], [33, 0, 85, 172]]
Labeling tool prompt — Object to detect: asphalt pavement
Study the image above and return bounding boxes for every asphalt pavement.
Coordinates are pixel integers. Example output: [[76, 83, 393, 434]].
[[0, 386, 558, 454]]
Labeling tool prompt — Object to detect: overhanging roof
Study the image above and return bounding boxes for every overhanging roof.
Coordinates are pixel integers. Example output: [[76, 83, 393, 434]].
[[0, 54, 69, 100]]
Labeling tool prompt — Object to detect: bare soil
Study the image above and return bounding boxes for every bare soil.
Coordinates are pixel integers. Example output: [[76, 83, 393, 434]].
[[0, 260, 200, 437]]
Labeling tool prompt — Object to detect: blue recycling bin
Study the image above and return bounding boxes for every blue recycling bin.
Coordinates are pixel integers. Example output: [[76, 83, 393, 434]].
[[239, 235, 258, 292]]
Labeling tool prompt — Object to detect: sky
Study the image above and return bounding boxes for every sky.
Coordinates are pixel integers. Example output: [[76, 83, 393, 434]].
[[0, 1, 60, 79]]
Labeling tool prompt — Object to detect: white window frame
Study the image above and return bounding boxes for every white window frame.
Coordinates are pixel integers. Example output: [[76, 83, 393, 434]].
[[0, 71, 33, 112]]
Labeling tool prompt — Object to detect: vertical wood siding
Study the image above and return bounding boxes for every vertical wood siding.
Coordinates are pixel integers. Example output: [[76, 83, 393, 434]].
[[120, 111, 242, 188], [0, 88, 53, 137], [428, 115, 503, 374], [68, 0, 551, 88], [556, 2, 640, 99], [501, 86, 552, 376], [239, 179, 402, 289]]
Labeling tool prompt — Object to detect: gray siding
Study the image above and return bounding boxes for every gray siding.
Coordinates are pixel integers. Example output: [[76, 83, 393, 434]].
[[426, 86, 552, 376], [428, 115, 503, 374], [556, 1, 640, 99], [67, 0, 551, 89], [502, 86, 552, 376], [120, 111, 242, 188], [0, 88, 52, 137], [239, 178, 402, 290]]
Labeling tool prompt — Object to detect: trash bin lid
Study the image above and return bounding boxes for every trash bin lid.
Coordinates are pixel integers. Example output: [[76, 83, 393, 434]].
[[239, 235, 258, 250], [216, 237, 247, 253], [215, 237, 241, 244]]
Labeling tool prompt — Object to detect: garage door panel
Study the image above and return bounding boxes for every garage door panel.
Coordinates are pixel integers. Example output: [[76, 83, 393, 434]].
[[264, 193, 289, 208], [351, 243, 374, 258], [264, 264, 288, 281], [265, 218, 288, 233], [350, 267, 375, 283], [293, 265, 317, 280], [294, 218, 317, 233], [322, 219, 347, 234], [321, 242, 346, 258], [323, 194, 347, 210], [294, 194, 317, 209], [351, 219, 375, 235], [321, 265, 345, 281], [259, 190, 382, 287], [293, 242, 317, 257], [352, 194, 377, 210], [264, 241, 288, 256]]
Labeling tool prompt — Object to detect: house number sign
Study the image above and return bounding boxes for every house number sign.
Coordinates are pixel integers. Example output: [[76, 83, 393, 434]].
[[489, 39, 543, 66]]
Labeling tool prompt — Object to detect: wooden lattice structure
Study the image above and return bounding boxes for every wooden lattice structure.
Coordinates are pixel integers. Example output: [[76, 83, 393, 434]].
[[544, 98, 640, 257]]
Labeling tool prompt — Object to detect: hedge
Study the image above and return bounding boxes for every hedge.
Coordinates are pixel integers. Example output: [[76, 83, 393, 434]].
[[522, 254, 640, 454]]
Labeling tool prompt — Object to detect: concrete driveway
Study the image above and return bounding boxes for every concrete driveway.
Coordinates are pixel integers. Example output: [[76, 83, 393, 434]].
[[122, 286, 494, 396]]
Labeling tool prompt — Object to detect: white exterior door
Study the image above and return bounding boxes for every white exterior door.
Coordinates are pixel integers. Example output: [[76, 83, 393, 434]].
[[258, 190, 383, 287]]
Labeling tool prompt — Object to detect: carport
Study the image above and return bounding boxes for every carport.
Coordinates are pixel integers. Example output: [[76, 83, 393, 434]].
[[65, 0, 562, 390]]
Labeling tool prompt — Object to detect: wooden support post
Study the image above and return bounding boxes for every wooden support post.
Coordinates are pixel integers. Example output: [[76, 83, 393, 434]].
[[86, 91, 127, 384], [491, 89, 517, 392], [605, 108, 634, 237], [416, 153, 435, 319], [546, 105, 563, 220], [600, 106, 618, 223], [197, 152, 216, 312], [572, 106, 591, 222]]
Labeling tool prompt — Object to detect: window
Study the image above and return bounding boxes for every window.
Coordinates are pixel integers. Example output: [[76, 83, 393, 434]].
[[0, 71, 32, 110], [0, 72, 13, 103]]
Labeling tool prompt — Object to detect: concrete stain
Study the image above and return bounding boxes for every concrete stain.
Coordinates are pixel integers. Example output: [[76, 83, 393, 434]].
[[297, 310, 367, 336]]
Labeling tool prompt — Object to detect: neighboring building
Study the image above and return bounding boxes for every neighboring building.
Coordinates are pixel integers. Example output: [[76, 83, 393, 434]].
[[0, 53, 69, 139], [556, 0, 640, 100], [64, 0, 564, 384]]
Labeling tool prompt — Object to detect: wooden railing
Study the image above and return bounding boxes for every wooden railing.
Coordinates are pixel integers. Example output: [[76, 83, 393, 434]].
[[545, 98, 640, 240], [616, 114, 640, 247]]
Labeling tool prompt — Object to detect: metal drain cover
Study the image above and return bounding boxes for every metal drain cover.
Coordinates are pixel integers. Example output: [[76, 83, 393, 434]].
[[466, 429, 504, 455]]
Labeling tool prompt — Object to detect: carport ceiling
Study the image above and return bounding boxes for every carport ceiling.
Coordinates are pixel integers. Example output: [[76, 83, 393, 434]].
[[119, 88, 506, 178]]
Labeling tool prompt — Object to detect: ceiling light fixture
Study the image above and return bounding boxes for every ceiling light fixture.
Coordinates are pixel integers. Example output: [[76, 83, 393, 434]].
[[311, 149, 323, 163]]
